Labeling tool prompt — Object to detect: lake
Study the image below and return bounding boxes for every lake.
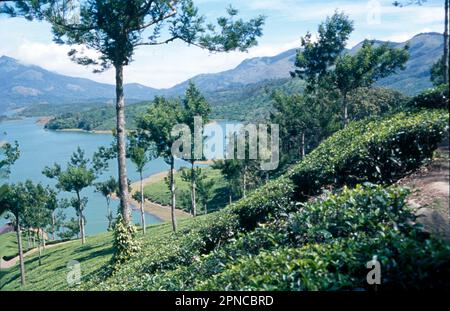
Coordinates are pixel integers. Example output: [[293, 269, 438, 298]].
[[0, 118, 192, 235]]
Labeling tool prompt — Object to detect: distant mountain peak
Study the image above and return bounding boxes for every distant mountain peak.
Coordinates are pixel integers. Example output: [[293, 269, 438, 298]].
[[0, 55, 17, 62], [412, 32, 442, 38], [0, 32, 444, 114]]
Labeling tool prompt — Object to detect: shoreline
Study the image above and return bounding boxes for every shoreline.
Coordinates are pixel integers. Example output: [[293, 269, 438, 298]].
[[55, 128, 113, 135], [120, 170, 191, 222], [36, 117, 113, 135]]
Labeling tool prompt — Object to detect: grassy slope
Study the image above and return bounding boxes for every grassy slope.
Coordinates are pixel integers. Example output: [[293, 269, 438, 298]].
[[0, 233, 18, 260], [2, 109, 447, 291], [0, 219, 194, 291], [144, 168, 228, 214]]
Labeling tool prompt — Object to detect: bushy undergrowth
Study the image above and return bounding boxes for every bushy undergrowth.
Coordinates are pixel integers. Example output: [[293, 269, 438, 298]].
[[111, 215, 142, 269], [289, 109, 448, 200], [86, 110, 449, 290], [406, 84, 449, 110], [135, 184, 450, 291], [85, 179, 294, 290], [197, 232, 450, 291]]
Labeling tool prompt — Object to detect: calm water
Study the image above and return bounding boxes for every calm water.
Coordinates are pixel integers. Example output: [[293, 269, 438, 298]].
[[0, 118, 191, 235]]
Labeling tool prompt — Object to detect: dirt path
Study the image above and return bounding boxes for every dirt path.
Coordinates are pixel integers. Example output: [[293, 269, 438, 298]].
[[0, 240, 75, 270], [128, 170, 191, 221], [397, 142, 450, 240]]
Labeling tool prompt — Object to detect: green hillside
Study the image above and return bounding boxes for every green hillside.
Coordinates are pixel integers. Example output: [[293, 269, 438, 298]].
[[0, 232, 17, 260], [144, 168, 228, 214], [33, 78, 304, 131], [1, 108, 448, 291]]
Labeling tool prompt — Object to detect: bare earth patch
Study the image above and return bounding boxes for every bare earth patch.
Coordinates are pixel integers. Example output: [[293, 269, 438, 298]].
[[127, 170, 191, 222], [397, 141, 449, 241]]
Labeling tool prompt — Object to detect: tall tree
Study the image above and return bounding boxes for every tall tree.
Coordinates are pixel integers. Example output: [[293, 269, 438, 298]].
[[1, 0, 265, 227], [0, 141, 20, 179], [95, 177, 119, 231], [0, 141, 20, 216], [212, 159, 242, 204], [182, 81, 211, 217], [128, 132, 155, 234], [0, 183, 28, 286], [445, 0, 449, 84], [271, 92, 319, 161], [291, 12, 354, 93], [195, 169, 215, 215], [43, 147, 96, 244], [22, 182, 54, 266], [333, 40, 409, 126], [292, 12, 408, 127], [137, 97, 184, 232]]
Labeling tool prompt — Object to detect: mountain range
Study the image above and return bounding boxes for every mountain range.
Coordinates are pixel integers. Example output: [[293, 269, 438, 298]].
[[0, 32, 444, 114]]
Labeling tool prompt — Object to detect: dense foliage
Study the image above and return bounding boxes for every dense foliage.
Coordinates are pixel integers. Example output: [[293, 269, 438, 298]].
[[111, 215, 141, 268], [80, 109, 449, 290], [406, 84, 449, 110], [45, 103, 150, 131], [289, 109, 448, 200]]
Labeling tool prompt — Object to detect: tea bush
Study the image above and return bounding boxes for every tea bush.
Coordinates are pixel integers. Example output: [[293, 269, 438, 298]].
[[197, 232, 450, 291], [287, 184, 414, 244], [89, 110, 449, 290], [407, 84, 449, 110], [289, 109, 448, 200], [137, 184, 449, 290]]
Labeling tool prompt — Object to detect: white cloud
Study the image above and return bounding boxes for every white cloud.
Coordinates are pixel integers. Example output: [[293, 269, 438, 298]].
[[3, 37, 300, 89], [0, 0, 444, 89], [8, 39, 115, 84]]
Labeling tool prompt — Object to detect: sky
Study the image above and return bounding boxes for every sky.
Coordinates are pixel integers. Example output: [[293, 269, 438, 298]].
[[0, 0, 446, 89]]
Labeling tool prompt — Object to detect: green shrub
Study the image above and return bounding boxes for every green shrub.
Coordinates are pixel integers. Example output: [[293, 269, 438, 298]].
[[197, 232, 450, 291], [111, 215, 141, 268], [138, 184, 429, 291], [407, 84, 449, 110], [289, 110, 449, 200], [141, 221, 290, 290], [89, 110, 448, 290], [288, 184, 414, 244]]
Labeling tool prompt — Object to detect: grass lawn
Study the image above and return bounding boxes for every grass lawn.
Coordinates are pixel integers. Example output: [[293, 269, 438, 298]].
[[0, 232, 18, 260], [144, 168, 229, 214], [0, 218, 194, 291]]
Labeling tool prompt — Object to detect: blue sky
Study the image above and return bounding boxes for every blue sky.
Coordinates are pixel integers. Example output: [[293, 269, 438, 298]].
[[0, 0, 445, 88]]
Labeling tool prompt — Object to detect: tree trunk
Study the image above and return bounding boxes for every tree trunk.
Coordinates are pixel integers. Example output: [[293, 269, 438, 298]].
[[27, 230, 31, 251], [140, 171, 146, 234], [191, 161, 197, 217], [106, 197, 112, 230], [243, 166, 247, 198], [80, 212, 86, 245], [229, 191, 232, 205], [115, 64, 130, 224], [343, 93, 349, 127], [301, 132, 306, 159], [170, 157, 177, 232], [52, 212, 56, 241], [76, 192, 86, 244], [42, 228, 46, 251], [15, 217, 26, 286], [37, 229, 42, 266], [444, 0, 449, 84]]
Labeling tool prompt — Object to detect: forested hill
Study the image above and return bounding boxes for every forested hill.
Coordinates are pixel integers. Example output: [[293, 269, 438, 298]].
[[166, 32, 444, 96], [0, 32, 444, 116]]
